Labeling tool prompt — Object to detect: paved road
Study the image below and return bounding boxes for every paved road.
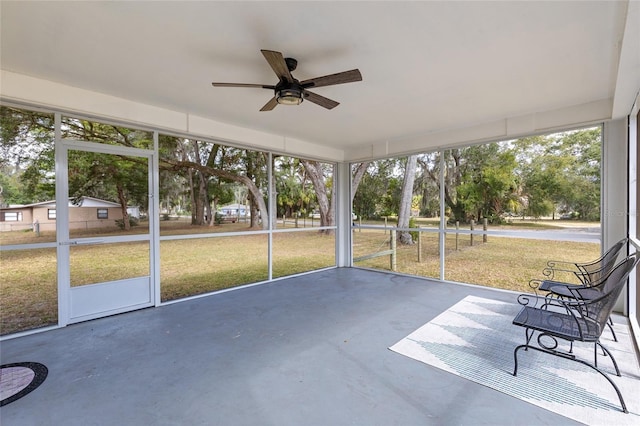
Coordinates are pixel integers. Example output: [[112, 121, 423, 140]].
[[357, 224, 602, 243], [493, 229, 601, 243]]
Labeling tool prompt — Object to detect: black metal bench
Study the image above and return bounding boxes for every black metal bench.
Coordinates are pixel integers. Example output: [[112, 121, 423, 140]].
[[512, 254, 637, 413]]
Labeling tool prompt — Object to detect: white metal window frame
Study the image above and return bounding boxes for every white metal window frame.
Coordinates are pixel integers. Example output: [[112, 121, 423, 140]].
[[628, 93, 639, 341], [348, 126, 607, 283], [0, 105, 337, 339]]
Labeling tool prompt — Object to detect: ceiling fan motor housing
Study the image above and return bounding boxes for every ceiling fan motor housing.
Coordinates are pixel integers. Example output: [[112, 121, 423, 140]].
[[284, 57, 298, 71]]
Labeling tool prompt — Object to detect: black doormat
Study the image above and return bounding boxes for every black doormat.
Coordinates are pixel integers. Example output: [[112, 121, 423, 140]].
[[0, 362, 48, 406]]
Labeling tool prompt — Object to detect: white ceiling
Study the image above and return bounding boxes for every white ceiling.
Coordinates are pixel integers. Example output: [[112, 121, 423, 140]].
[[1, 1, 638, 155]]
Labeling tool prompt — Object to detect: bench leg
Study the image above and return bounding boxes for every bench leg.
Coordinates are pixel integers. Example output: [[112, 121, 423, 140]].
[[607, 318, 618, 342], [512, 344, 527, 376], [512, 343, 627, 413], [597, 341, 621, 377]]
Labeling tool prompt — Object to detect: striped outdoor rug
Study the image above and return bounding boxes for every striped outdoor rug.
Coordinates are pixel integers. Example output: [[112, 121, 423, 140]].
[[389, 295, 640, 425]]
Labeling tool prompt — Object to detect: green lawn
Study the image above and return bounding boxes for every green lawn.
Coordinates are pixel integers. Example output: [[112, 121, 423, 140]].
[[353, 229, 599, 292], [1, 221, 599, 336], [0, 228, 336, 335]]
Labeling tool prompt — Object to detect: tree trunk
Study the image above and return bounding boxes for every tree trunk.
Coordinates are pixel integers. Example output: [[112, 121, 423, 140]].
[[351, 162, 370, 204], [192, 171, 207, 225], [301, 160, 333, 233], [249, 197, 260, 228], [187, 168, 197, 224], [116, 183, 130, 231], [397, 155, 418, 244], [192, 141, 208, 226]]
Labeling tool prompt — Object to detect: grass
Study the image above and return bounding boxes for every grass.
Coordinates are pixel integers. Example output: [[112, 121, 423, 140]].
[[1, 220, 599, 336], [0, 248, 58, 334], [0, 227, 336, 335], [353, 230, 598, 292]]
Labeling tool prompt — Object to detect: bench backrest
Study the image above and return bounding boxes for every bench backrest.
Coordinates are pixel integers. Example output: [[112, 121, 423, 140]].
[[582, 253, 638, 335], [579, 237, 628, 284]]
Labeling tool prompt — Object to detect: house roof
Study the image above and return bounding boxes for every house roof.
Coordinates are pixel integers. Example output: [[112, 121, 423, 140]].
[[1, 2, 638, 161], [3, 197, 121, 210], [219, 204, 249, 210]]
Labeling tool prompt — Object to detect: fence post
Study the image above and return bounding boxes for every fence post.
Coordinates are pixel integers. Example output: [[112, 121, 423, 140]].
[[359, 217, 362, 232], [470, 219, 475, 246], [483, 218, 488, 243], [384, 217, 388, 228], [417, 226, 422, 263], [455, 221, 459, 251], [390, 229, 397, 271]]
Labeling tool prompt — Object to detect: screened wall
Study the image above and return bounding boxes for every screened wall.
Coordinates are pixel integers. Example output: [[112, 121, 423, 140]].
[[351, 127, 604, 294], [0, 102, 634, 340], [0, 105, 337, 335]]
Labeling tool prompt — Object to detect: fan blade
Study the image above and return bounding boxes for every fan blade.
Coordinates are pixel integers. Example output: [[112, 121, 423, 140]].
[[212, 82, 276, 89], [261, 50, 293, 82], [304, 91, 339, 110], [260, 97, 278, 112], [301, 69, 362, 89]]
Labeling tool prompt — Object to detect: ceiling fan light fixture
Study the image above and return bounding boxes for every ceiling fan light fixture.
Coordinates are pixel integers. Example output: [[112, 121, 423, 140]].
[[276, 87, 303, 105]]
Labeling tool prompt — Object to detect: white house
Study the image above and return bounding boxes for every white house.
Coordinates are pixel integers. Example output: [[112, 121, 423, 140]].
[[219, 203, 249, 217]]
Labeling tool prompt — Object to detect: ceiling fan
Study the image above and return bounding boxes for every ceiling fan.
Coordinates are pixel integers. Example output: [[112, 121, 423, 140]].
[[212, 49, 362, 111]]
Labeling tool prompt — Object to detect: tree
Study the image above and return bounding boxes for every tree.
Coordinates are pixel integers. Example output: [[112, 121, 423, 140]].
[[415, 154, 440, 217], [275, 156, 312, 219], [65, 150, 142, 230], [301, 159, 335, 233], [352, 159, 402, 219], [417, 144, 522, 224], [159, 137, 261, 227], [1, 107, 56, 204], [1, 108, 153, 228], [242, 150, 268, 228], [163, 157, 270, 229], [351, 162, 370, 205], [62, 119, 152, 229], [397, 155, 418, 244], [514, 128, 601, 220]]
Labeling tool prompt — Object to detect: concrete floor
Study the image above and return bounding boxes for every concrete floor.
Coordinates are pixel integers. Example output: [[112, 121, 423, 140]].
[[0, 268, 583, 426]]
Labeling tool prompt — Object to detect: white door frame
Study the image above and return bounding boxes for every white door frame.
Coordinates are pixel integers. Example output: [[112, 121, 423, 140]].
[[55, 129, 157, 325]]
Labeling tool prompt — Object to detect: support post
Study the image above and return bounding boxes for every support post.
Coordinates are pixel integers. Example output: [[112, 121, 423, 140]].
[[470, 220, 475, 246], [417, 226, 422, 262], [455, 221, 459, 251], [390, 229, 397, 271], [483, 218, 488, 243]]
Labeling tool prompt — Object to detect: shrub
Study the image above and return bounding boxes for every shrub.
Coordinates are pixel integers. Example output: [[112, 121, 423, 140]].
[[408, 217, 418, 242], [115, 217, 140, 230], [214, 212, 223, 225]]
